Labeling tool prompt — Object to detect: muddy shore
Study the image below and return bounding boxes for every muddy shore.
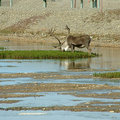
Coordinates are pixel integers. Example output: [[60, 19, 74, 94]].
[[0, 34, 120, 50], [1, 82, 120, 93], [0, 49, 120, 113], [1, 103, 120, 113], [0, 73, 120, 113], [0, 72, 92, 79], [0, 83, 120, 113]]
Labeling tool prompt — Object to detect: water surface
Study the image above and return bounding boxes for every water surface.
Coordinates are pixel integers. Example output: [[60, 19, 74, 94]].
[[0, 47, 120, 119]]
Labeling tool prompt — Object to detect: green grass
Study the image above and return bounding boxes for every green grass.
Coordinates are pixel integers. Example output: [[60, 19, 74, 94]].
[[0, 50, 97, 59], [93, 72, 120, 78], [0, 47, 6, 50]]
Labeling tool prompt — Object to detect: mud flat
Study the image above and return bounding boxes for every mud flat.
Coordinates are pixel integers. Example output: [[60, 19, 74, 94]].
[[0, 81, 120, 113], [0, 100, 20, 104], [0, 72, 92, 79], [0, 48, 120, 115], [1, 83, 120, 93], [1, 103, 120, 113]]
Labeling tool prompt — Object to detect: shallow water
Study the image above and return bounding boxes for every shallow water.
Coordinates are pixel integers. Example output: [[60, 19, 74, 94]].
[[1, 91, 120, 109], [0, 47, 120, 74], [0, 47, 120, 119], [0, 59, 62, 73], [92, 47, 120, 70], [0, 77, 120, 86], [0, 111, 120, 120]]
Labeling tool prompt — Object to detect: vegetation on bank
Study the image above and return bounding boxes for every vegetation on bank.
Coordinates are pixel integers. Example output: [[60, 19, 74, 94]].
[[0, 47, 6, 50], [0, 50, 97, 59], [93, 72, 120, 78]]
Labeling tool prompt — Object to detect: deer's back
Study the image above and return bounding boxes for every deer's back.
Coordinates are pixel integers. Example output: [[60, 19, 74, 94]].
[[67, 35, 91, 46]]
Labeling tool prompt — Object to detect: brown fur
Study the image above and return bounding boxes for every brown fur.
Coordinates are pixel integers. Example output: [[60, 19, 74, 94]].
[[67, 34, 91, 52]]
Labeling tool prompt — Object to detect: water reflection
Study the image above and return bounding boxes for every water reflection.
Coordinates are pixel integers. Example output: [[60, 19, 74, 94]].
[[91, 47, 120, 70], [0, 47, 120, 73], [60, 58, 91, 70], [60, 47, 120, 71], [0, 47, 120, 119]]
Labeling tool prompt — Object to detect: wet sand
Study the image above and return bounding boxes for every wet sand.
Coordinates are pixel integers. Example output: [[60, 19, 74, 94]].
[[1, 82, 120, 93], [1, 95, 120, 113], [0, 72, 92, 79], [0, 100, 21, 104], [0, 75, 120, 113]]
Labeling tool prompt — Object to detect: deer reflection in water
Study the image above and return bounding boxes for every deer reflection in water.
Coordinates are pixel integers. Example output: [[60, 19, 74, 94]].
[[60, 58, 91, 70]]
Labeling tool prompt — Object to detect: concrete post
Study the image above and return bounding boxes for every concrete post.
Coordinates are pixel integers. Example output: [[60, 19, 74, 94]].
[[71, 0, 74, 8], [10, 0, 13, 7], [0, 0, 1, 6], [94, 0, 97, 8], [81, 0, 83, 8], [91, 0, 97, 8], [43, 0, 47, 8], [98, 0, 100, 8], [100, 0, 103, 12], [91, 0, 94, 8], [74, 0, 76, 8]]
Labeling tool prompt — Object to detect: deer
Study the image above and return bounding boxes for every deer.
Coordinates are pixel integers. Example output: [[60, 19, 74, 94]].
[[48, 25, 92, 53]]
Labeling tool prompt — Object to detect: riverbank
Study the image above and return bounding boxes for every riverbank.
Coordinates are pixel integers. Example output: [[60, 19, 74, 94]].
[[0, 80, 120, 113], [0, 48, 120, 114], [0, 33, 120, 51], [0, 1, 120, 49]]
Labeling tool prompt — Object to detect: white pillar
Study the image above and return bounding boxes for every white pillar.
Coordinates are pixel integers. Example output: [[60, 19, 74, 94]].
[[90, 0, 93, 8], [0, 0, 1, 6], [43, 0, 47, 8], [100, 0, 103, 12], [98, 0, 100, 8], [74, 0, 76, 8], [71, 0, 74, 8], [10, 0, 13, 7], [81, 0, 83, 8]]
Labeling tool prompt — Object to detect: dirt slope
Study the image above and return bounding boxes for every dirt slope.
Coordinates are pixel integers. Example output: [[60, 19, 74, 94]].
[[0, 0, 120, 47]]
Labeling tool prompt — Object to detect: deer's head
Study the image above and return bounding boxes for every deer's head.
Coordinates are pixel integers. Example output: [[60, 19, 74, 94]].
[[54, 40, 69, 51], [48, 28, 69, 51]]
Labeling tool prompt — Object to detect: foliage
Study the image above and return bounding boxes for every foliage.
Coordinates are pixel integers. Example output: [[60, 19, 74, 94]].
[[93, 72, 120, 78], [0, 50, 97, 59], [0, 47, 6, 50]]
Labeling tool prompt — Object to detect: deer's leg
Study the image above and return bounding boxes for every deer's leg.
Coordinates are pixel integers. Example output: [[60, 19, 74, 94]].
[[85, 42, 91, 54], [87, 46, 91, 54], [71, 45, 75, 52]]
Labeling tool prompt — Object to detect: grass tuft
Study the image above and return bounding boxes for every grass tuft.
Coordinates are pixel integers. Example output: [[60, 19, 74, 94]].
[[0, 47, 6, 50], [93, 72, 120, 78], [0, 50, 98, 59]]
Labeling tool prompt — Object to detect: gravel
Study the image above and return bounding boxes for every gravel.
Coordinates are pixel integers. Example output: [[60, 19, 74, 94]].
[[0, 0, 120, 47]]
